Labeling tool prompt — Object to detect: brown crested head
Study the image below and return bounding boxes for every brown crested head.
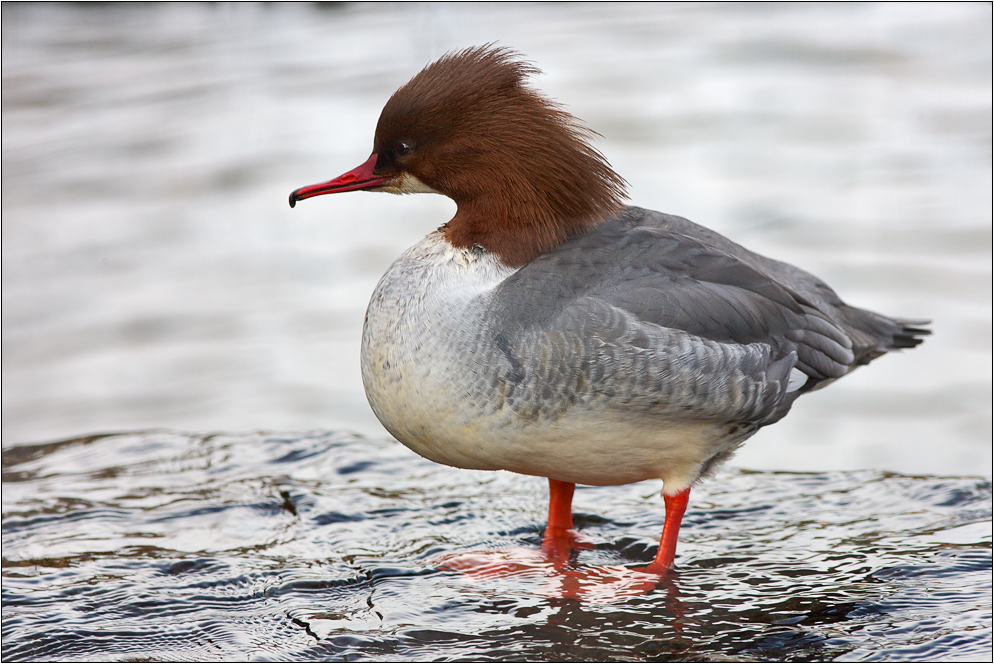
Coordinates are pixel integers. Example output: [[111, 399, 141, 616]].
[[371, 45, 628, 266]]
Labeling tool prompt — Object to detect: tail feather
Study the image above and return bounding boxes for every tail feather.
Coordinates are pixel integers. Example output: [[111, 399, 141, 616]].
[[887, 319, 931, 350], [842, 309, 930, 367]]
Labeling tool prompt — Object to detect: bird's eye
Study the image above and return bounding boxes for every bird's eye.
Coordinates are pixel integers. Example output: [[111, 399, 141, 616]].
[[395, 142, 412, 157]]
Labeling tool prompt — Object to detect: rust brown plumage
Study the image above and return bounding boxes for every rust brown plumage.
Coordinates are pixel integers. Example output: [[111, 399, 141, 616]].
[[370, 45, 628, 266]]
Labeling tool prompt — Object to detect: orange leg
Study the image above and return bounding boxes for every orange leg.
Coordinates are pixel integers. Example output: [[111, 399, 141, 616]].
[[542, 478, 578, 566], [440, 479, 684, 598], [644, 487, 691, 574], [545, 478, 575, 534]]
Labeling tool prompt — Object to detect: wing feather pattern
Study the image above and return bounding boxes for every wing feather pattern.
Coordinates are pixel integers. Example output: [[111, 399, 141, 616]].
[[487, 207, 929, 427]]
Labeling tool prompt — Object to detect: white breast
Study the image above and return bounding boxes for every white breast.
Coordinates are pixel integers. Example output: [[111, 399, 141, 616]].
[[360, 232, 517, 463]]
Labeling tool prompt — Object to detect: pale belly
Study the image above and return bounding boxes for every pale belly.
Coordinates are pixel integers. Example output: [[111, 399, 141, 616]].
[[362, 346, 736, 493], [409, 414, 734, 491]]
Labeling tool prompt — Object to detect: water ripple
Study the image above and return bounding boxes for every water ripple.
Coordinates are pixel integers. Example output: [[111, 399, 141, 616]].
[[3, 431, 990, 661]]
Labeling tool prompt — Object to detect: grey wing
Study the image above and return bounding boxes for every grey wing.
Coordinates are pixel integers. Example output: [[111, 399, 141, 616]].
[[626, 208, 930, 371], [488, 207, 927, 426], [492, 294, 800, 428]]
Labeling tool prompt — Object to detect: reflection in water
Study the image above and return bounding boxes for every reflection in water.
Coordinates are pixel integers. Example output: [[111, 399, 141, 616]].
[[3, 432, 991, 661], [437, 548, 665, 604]]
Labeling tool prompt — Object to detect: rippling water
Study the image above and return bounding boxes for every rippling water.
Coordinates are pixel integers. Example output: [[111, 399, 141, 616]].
[[2, 431, 991, 661], [3, 4, 992, 661]]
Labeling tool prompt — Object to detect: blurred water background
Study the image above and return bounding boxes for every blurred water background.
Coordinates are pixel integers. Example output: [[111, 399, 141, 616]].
[[2, 3, 992, 661], [2, 2, 991, 474]]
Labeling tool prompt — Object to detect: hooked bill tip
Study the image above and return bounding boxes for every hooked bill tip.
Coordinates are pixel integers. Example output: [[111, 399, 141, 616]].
[[288, 192, 298, 208]]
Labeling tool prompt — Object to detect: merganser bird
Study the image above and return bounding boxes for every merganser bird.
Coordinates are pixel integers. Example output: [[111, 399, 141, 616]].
[[289, 46, 929, 574]]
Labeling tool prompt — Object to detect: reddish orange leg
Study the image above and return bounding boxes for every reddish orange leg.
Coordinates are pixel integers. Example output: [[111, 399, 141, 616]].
[[441, 479, 683, 599], [543, 479, 586, 565], [644, 487, 691, 574], [546, 478, 575, 534]]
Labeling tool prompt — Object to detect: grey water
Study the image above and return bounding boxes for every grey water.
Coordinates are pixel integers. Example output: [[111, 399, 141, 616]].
[[2, 3, 991, 661]]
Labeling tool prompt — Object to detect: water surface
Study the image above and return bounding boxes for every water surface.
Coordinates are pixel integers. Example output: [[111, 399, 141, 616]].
[[3, 431, 991, 661]]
